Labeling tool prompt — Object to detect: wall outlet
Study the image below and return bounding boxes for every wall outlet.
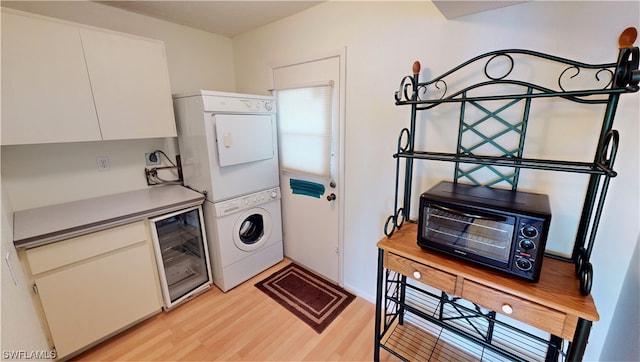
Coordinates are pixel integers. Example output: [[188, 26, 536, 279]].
[[145, 152, 160, 166], [96, 156, 110, 171]]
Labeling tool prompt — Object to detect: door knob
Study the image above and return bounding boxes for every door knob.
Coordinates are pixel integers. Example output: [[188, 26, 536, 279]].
[[327, 193, 336, 201]]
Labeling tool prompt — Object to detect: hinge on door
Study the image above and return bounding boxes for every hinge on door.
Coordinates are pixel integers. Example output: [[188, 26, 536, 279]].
[[335, 247, 339, 254], [32, 283, 39, 294]]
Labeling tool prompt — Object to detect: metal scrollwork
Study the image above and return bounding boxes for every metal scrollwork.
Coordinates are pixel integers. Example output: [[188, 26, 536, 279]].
[[395, 75, 416, 103], [483, 53, 514, 81], [393, 46, 640, 109], [595, 68, 615, 88], [396, 75, 440, 102], [398, 127, 411, 152], [558, 66, 579, 92], [578, 130, 619, 296], [430, 80, 448, 100], [384, 128, 411, 237], [417, 84, 429, 101], [615, 47, 640, 91], [384, 208, 404, 237], [598, 130, 619, 176], [558, 66, 614, 92]]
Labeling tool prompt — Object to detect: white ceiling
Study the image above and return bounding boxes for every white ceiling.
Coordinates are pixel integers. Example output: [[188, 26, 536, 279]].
[[2, 1, 527, 38], [433, 1, 527, 19], [1, 1, 324, 38], [96, 1, 325, 37]]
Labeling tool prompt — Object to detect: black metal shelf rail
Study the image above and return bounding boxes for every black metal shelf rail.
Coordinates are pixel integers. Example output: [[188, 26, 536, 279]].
[[378, 269, 563, 362], [384, 29, 639, 296]]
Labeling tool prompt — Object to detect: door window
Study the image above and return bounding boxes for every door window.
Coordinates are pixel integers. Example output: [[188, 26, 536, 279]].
[[276, 84, 334, 179]]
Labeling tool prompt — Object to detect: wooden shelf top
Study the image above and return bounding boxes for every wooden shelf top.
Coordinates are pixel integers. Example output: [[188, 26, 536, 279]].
[[378, 222, 599, 322]]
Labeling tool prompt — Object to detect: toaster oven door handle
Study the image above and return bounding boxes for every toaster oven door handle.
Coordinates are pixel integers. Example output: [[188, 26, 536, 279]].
[[431, 204, 507, 222]]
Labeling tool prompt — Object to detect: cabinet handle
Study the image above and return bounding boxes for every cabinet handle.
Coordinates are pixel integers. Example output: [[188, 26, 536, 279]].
[[501, 304, 513, 314], [413, 271, 421, 279]]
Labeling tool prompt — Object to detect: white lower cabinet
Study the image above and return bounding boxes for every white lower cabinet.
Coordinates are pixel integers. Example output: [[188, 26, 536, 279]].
[[24, 221, 162, 359]]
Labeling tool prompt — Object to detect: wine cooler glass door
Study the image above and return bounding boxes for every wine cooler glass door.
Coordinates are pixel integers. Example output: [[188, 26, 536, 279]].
[[150, 206, 212, 309]]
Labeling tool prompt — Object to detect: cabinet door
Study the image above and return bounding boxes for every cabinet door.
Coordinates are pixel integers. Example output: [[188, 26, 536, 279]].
[[34, 242, 161, 358], [1, 12, 101, 145], [80, 28, 177, 140]]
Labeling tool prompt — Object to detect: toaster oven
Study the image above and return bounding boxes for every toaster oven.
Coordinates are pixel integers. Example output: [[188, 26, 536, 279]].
[[418, 181, 552, 282]]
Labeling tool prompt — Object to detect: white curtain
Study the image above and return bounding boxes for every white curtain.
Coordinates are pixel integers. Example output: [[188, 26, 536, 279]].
[[276, 84, 334, 179]]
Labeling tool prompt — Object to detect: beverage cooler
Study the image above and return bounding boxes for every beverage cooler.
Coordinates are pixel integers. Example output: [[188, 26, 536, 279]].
[[150, 205, 212, 309]]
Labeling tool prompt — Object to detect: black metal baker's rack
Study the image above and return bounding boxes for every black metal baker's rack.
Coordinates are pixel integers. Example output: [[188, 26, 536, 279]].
[[384, 27, 639, 297]]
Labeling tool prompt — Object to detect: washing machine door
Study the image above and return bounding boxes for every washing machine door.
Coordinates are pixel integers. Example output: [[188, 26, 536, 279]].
[[233, 207, 272, 251]]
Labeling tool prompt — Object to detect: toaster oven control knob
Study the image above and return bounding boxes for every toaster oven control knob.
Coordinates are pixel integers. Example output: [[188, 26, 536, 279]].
[[521, 225, 539, 239], [519, 239, 535, 250], [516, 258, 533, 271]]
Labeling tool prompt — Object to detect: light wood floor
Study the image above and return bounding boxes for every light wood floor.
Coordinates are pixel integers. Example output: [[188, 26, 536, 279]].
[[74, 260, 396, 361]]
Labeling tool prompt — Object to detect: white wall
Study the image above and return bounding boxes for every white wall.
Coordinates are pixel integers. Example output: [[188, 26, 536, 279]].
[[1, 2, 236, 211], [600, 235, 640, 361], [232, 1, 640, 360], [1, 183, 53, 358]]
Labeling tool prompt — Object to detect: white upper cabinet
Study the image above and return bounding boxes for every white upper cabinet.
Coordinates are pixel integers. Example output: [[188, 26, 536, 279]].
[[1, 11, 102, 145], [80, 28, 176, 140], [1, 10, 177, 145]]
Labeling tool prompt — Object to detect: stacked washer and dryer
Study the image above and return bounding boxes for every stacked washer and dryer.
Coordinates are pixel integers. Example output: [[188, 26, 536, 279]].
[[173, 91, 283, 292]]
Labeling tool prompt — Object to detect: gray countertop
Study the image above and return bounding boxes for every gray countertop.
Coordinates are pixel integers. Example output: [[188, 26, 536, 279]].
[[13, 185, 205, 249]]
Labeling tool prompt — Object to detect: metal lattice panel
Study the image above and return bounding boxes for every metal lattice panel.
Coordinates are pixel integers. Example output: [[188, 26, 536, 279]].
[[454, 94, 532, 189]]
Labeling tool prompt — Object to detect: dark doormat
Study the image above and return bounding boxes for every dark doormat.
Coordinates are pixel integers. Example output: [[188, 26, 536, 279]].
[[255, 263, 355, 333]]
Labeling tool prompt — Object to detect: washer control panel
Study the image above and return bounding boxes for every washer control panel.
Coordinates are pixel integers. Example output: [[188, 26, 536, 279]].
[[215, 187, 280, 217]]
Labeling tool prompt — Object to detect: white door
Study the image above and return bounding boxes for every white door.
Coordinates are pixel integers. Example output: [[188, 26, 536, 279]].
[[272, 55, 343, 283]]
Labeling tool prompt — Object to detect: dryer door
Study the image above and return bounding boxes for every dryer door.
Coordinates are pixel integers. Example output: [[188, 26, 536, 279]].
[[214, 114, 274, 167], [233, 207, 273, 251]]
